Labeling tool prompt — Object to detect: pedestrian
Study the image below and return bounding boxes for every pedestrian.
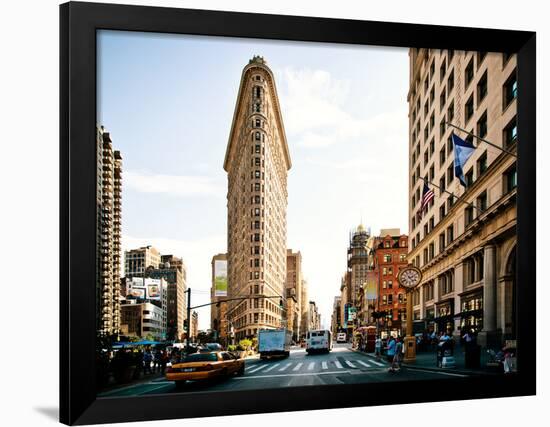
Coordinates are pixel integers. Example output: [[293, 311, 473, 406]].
[[375, 336, 382, 358], [392, 337, 404, 371], [160, 350, 169, 375], [154, 349, 162, 373], [143, 349, 153, 375], [386, 336, 396, 364]]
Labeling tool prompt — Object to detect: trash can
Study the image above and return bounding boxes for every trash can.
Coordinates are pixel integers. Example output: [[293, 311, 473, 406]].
[[464, 344, 481, 369]]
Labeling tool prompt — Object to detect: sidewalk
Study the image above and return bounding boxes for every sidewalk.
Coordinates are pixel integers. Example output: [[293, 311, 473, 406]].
[[352, 345, 501, 376]]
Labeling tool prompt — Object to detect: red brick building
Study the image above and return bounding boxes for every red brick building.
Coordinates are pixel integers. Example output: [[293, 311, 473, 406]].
[[374, 231, 409, 335]]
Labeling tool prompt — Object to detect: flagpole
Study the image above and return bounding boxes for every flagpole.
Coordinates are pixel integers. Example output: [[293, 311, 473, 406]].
[[418, 176, 484, 213], [445, 122, 517, 158]]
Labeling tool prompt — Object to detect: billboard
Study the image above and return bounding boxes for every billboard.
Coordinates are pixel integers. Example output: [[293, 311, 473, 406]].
[[127, 286, 146, 299], [365, 271, 378, 300], [147, 283, 161, 300], [214, 259, 228, 297]]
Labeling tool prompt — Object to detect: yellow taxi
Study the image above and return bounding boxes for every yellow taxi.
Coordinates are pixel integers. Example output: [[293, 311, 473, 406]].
[[166, 351, 245, 387]]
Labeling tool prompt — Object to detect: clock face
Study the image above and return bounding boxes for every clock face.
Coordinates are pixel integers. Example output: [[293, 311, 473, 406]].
[[398, 266, 422, 289]]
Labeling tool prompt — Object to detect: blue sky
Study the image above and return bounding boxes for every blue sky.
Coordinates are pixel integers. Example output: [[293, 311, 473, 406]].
[[98, 30, 409, 329]]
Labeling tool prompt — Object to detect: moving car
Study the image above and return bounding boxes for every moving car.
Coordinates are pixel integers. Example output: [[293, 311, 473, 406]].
[[258, 328, 292, 359], [166, 351, 244, 388], [306, 329, 333, 354], [336, 332, 347, 343]]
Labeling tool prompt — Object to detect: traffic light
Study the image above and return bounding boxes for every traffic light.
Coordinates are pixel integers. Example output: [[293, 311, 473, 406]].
[[279, 298, 284, 309]]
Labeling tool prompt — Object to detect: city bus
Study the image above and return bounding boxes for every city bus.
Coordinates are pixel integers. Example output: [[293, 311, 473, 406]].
[[306, 329, 333, 354]]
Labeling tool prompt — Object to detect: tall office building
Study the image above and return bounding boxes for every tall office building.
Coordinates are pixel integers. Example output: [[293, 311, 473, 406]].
[[407, 49, 517, 347], [124, 245, 161, 278], [96, 126, 122, 336], [224, 56, 292, 340], [285, 249, 304, 340], [148, 255, 187, 341]]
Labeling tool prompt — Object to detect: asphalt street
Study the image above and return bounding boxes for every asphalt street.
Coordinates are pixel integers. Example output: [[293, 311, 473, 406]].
[[99, 344, 469, 397]]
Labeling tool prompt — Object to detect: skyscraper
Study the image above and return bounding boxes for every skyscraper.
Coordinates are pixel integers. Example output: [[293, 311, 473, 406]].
[[96, 126, 122, 336], [224, 56, 292, 341]]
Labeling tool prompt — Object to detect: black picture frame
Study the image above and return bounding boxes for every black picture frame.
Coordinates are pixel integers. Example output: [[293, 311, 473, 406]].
[[60, 1, 536, 425]]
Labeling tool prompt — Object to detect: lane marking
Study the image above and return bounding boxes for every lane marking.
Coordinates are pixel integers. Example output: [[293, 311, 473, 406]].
[[307, 362, 315, 370], [368, 359, 385, 367], [405, 367, 468, 377], [292, 363, 303, 371], [279, 363, 292, 371], [137, 384, 173, 395], [248, 365, 267, 373], [263, 363, 280, 373], [334, 360, 343, 369], [345, 360, 356, 368], [321, 361, 328, 370], [357, 360, 371, 368], [237, 371, 349, 380]]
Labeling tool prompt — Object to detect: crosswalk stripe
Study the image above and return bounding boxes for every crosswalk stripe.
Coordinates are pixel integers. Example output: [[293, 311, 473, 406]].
[[345, 360, 356, 368], [293, 363, 303, 371], [307, 362, 315, 370], [248, 365, 267, 373], [279, 363, 292, 371], [357, 360, 371, 368], [334, 360, 343, 369], [263, 363, 280, 372], [322, 361, 328, 370], [369, 359, 385, 367]]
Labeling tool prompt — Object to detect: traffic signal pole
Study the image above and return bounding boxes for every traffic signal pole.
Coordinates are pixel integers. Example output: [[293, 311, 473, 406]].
[[186, 288, 191, 355]]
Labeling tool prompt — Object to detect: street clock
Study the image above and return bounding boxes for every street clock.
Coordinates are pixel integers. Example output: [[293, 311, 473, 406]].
[[397, 265, 422, 290]]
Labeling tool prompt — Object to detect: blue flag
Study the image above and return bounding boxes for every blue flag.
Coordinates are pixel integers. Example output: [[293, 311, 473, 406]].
[[452, 132, 476, 186]]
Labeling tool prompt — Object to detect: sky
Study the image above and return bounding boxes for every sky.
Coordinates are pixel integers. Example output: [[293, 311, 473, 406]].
[[97, 30, 410, 330]]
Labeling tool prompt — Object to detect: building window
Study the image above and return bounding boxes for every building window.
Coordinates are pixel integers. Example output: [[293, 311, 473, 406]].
[[255, 118, 261, 127], [439, 203, 446, 220], [400, 254, 406, 262], [254, 233, 260, 242], [384, 254, 392, 263], [254, 271, 260, 279], [388, 280, 393, 289], [255, 104, 261, 113], [465, 168, 474, 187], [254, 208, 260, 216], [439, 233, 446, 252], [477, 151, 487, 176], [465, 206, 474, 226], [465, 58, 474, 87], [465, 95, 474, 122], [504, 117, 518, 147], [254, 246, 260, 255], [477, 112, 487, 138], [477, 191, 488, 212], [504, 165, 517, 193], [440, 59, 446, 82], [477, 51, 487, 67], [504, 71, 518, 107], [254, 170, 261, 179], [477, 71, 487, 104], [447, 69, 454, 94], [447, 225, 454, 243], [447, 135, 453, 155]]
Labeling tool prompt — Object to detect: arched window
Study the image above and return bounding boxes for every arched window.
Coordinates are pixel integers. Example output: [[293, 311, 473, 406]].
[[255, 132, 261, 141]]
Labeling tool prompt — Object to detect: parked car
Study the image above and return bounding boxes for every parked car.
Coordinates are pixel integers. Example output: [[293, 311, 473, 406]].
[[166, 351, 245, 388]]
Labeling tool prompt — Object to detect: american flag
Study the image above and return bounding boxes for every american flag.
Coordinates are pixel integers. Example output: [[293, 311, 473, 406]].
[[419, 181, 434, 218]]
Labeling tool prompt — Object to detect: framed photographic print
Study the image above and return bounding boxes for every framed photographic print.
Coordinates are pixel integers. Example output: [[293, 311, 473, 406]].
[[60, 1, 536, 425]]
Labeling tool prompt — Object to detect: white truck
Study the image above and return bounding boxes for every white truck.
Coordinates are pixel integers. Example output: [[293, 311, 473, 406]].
[[258, 329, 292, 359]]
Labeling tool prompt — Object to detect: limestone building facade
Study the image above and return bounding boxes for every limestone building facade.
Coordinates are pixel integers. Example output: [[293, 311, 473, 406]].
[[224, 56, 292, 340], [407, 49, 517, 347]]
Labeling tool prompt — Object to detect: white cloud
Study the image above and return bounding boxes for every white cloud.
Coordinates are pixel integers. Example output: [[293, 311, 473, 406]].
[[278, 67, 407, 149], [124, 170, 224, 198]]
